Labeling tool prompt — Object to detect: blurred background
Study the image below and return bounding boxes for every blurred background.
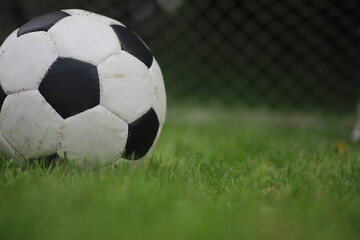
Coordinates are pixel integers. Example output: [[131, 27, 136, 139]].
[[1, 0, 359, 111]]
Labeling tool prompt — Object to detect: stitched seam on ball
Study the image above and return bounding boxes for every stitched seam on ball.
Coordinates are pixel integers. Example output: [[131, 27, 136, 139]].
[[5, 89, 41, 95], [56, 123, 65, 157], [35, 32, 59, 89], [46, 30, 60, 56], [0, 130, 19, 157], [97, 50, 122, 67]]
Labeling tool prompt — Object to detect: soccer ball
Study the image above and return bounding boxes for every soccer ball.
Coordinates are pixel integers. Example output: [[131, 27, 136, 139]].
[[0, 9, 166, 167]]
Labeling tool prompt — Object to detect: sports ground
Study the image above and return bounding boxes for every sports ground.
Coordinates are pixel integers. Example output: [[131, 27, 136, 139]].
[[0, 105, 359, 240]]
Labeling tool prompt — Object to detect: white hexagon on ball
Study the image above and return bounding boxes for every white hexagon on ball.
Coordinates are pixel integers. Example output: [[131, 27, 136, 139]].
[[58, 105, 128, 167], [98, 52, 154, 123], [48, 15, 120, 65], [0, 32, 57, 93], [0, 90, 63, 158]]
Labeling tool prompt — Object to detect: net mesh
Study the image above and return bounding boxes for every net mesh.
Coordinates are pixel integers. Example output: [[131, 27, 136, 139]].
[[1, 0, 359, 110]]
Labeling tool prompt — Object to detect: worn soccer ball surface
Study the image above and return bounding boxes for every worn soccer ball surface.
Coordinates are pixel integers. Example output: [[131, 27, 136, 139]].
[[0, 9, 166, 166]]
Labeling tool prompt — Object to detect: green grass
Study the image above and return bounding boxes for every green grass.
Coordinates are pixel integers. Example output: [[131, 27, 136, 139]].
[[0, 106, 359, 240]]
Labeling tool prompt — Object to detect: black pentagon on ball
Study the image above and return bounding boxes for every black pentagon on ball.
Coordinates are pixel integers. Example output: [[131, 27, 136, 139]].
[[17, 11, 70, 37], [124, 108, 159, 160], [111, 25, 153, 68], [0, 86, 7, 110], [39, 57, 99, 119]]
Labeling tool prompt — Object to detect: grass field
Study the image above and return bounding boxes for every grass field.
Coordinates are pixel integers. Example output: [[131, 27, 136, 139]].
[[0, 105, 359, 240]]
